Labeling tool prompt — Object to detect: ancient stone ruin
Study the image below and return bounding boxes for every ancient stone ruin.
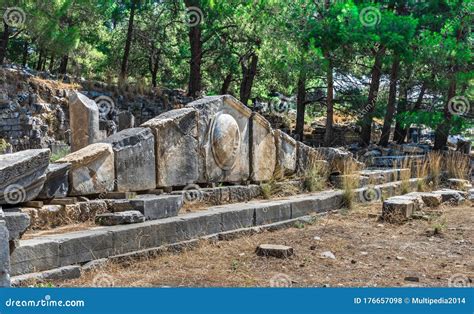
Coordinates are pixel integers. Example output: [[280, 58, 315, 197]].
[[0, 92, 471, 287]]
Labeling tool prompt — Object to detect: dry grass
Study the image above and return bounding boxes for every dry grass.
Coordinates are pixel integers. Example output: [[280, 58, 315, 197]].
[[426, 152, 443, 189], [303, 159, 329, 193], [41, 201, 474, 288], [444, 151, 470, 180], [341, 160, 360, 210], [399, 158, 413, 195]]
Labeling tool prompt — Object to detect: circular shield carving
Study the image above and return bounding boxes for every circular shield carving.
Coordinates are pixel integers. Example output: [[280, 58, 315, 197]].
[[210, 113, 241, 170]]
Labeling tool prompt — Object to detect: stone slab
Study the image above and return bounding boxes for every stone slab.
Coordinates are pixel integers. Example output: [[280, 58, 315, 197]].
[[11, 265, 81, 286], [95, 211, 145, 226], [101, 127, 156, 192], [4, 211, 30, 241], [10, 238, 60, 276], [0, 221, 10, 287], [57, 143, 115, 196], [141, 108, 199, 187], [0, 149, 50, 205], [129, 194, 183, 220], [254, 201, 291, 225], [250, 113, 276, 182], [187, 95, 252, 183], [274, 129, 297, 177], [37, 163, 71, 200], [256, 244, 293, 258], [69, 92, 100, 152]]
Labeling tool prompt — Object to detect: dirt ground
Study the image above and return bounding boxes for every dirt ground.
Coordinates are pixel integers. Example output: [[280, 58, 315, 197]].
[[47, 201, 473, 288]]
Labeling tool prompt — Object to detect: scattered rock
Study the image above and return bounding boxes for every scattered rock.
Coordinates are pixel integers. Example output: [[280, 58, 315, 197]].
[[256, 244, 294, 258], [69, 92, 101, 151], [404, 276, 420, 282], [320, 251, 336, 259]]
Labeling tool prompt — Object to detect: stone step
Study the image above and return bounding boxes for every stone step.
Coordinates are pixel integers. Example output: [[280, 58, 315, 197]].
[[9, 179, 420, 276], [108, 194, 183, 220], [95, 211, 145, 226]]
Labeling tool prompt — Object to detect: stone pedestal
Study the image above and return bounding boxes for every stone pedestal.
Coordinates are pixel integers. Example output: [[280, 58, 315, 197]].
[[58, 143, 115, 196], [101, 127, 156, 192], [141, 108, 199, 187], [187, 95, 251, 183], [69, 92, 100, 152]]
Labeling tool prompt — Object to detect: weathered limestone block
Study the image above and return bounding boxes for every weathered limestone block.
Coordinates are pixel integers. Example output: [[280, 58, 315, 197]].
[[382, 198, 414, 221], [95, 211, 145, 226], [69, 92, 100, 152], [101, 127, 156, 192], [447, 178, 471, 190], [187, 95, 251, 183], [3, 211, 30, 240], [250, 113, 276, 182], [314, 147, 357, 173], [0, 149, 50, 205], [296, 142, 329, 178], [404, 192, 442, 208], [37, 163, 71, 200], [57, 143, 115, 196], [433, 189, 466, 204], [274, 129, 297, 177], [142, 108, 199, 187], [129, 194, 183, 220], [117, 111, 135, 131], [0, 220, 10, 287]]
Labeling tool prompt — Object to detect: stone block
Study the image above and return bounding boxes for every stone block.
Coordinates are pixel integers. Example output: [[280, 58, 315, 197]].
[[57, 143, 115, 196], [110, 222, 156, 255], [382, 198, 414, 221], [129, 194, 183, 220], [0, 221, 10, 287], [316, 190, 344, 212], [314, 147, 354, 173], [37, 163, 71, 200], [274, 129, 297, 177], [254, 201, 291, 225], [101, 127, 156, 192], [117, 111, 135, 131], [141, 108, 199, 187], [433, 189, 466, 204], [290, 195, 320, 218], [12, 266, 81, 286], [69, 92, 100, 152], [187, 95, 252, 183], [95, 211, 145, 226], [0, 149, 50, 205], [212, 204, 256, 231], [57, 230, 114, 266], [250, 113, 276, 182], [175, 211, 222, 240], [10, 238, 60, 276], [4, 212, 30, 241], [405, 192, 442, 208], [296, 142, 330, 178]]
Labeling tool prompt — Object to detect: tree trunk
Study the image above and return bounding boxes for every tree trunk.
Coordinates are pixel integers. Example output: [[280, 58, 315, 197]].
[[120, 0, 137, 82], [185, 0, 202, 98], [360, 47, 385, 146], [240, 53, 258, 106], [221, 72, 233, 94], [58, 55, 68, 74], [48, 54, 55, 72], [393, 88, 408, 144], [295, 71, 306, 142], [400, 81, 427, 138], [36, 50, 43, 70], [434, 77, 456, 150], [148, 53, 159, 88], [22, 41, 28, 67], [0, 22, 9, 65], [323, 57, 334, 146], [379, 55, 400, 147]]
